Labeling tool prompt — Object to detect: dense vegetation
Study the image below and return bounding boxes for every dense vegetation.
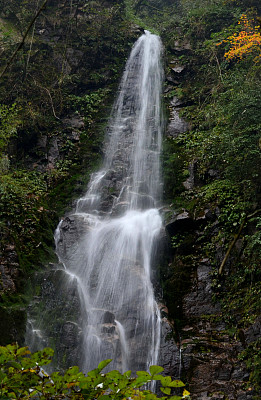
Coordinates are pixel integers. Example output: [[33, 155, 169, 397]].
[[166, 1, 261, 310], [158, 0, 261, 394], [0, 0, 138, 342], [0, 344, 190, 400], [0, 0, 261, 397]]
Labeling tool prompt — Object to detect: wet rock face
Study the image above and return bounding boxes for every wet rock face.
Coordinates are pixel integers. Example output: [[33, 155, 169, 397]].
[[183, 261, 221, 318], [179, 259, 244, 397], [158, 317, 180, 377], [167, 107, 190, 138], [181, 328, 253, 400], [167, 96, 190, 138], [166, 252, 255, 399], [166, 52, 191, 138], [0, 244, 20, 296], [165, 211, 195, 237], [0, 243, 26, 343], [183, 162, 196, 191], [30, 114, 85, 171], [0, 306, 26, 346], [26, 268, 83, 371], [245, 316, 261, 345], [162, 206, 257, 399], [170, 39, 192, 54]]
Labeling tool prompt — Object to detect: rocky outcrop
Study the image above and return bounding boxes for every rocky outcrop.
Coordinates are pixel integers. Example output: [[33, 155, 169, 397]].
[[0, 244, 26, 345], [166, 210, 195, 237], [166, 94, 190, 139], [159, 315, 181, 377], [180, 265, 255, 400], [169, 39, 192, 54], [163, 31, 258, 392], [165, 38, 192, 138], [245, 317, 261, 345], [163, 209, 258, 399], [0, 244, 20, 295], [27, 114, 85, 171], [167, 103, 190, 137], [26, 267, 83, 371]]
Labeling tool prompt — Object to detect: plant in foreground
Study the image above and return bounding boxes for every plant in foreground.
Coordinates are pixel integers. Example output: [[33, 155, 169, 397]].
[[0, 344, 190, 399]]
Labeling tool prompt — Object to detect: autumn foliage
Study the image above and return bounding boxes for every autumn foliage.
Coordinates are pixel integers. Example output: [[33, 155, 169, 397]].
[[218, 14, 261, 60]]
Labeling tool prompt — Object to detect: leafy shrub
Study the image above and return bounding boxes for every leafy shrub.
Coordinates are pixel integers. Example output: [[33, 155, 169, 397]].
[[0, 344, 190, 400], [0, 103, 20, 155], [67, 88, 111, 128], [239, 339, 261, 394], [0, 170, 47, 235]]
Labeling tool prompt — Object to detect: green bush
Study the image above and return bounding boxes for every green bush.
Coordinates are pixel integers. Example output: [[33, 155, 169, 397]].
[[0, 103, 19, 155], [0, 344, 190, 400]]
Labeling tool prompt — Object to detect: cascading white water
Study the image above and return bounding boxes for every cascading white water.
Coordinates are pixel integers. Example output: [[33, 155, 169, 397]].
[[27, 30, 164, 374]]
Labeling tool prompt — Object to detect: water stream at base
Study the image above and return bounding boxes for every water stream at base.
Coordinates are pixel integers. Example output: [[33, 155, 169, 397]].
[[26, 31, 165, 374]]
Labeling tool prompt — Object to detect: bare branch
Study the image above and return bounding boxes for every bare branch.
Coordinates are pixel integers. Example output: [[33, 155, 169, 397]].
[[218, 209, 261, 275], [0, 0, 48, 79]]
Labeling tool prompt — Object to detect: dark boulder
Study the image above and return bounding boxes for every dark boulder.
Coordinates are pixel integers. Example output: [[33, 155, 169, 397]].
[[165, 211, 195, 237]]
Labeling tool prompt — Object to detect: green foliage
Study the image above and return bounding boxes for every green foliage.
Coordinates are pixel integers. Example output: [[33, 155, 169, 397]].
[[124, 0, 180, 35], [0, 103, 19, 155], [163, 4, 261, 272], [0, 168, 57, 292], [171, 233, 186, 250], [217, 214, 261, 324], [67, 88, 111, 128], [161, 0, 261, 196], [0, 344, 190, 400], [239, 339, 261, 393], [162, 137, 185, 201], [245, 216, 261, 260], [198, 180, 248, 232], [159, 5, 261, 388], [180, 0, 237, 42], [0, 170, 47, 235], [124, 0, 145, 27], [178, 65, 261, 187], [0, 0, 137, 309]]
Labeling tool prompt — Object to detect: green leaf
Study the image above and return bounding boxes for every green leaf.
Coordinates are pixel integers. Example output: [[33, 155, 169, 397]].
[[160, 376, 172, 387], [123, 370, 131, 378], [66, 366, 80, 375], [149, 365, 164, 376], [144, 393, 159, 400], [0, 343, 187, 400], [136, 371, 151, 378], [97, 359, 112, 372], [160, 387, 171, 395], [130, 376, 151, 388], [0, 370, 6, 380], [106, 370, 121, 380], [8, 361, 21, 370], [87, 368, 99, 378], [16, 347, 31, 357], [168, 380, 185, 388]]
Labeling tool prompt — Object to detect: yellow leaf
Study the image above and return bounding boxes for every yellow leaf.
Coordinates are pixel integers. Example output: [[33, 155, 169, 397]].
[[183, 389, 190, 397]]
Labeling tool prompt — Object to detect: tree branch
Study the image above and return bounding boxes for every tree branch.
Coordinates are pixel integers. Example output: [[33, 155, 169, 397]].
[[218, 209, 261, 275], [213, 53, 224, 84], [0, 0, 48, 80]]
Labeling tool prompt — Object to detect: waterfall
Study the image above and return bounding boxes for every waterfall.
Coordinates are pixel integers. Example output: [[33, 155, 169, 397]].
[[27, 30, 164, 374]]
